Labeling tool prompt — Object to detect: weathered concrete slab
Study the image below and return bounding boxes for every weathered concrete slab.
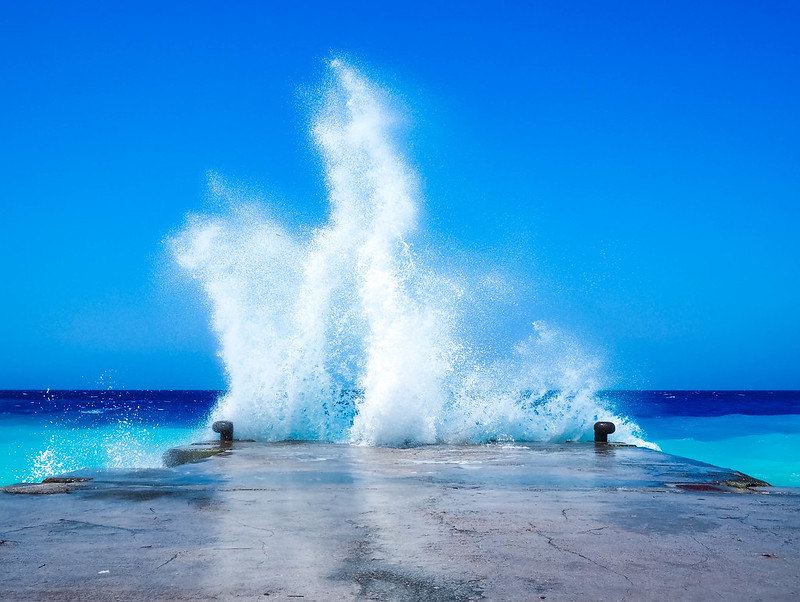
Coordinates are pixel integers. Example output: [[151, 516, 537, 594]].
[[1, 442, 799, 601]]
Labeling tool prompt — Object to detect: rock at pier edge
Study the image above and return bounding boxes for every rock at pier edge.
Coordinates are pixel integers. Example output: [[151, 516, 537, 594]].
[[2, 441, 799, 601]]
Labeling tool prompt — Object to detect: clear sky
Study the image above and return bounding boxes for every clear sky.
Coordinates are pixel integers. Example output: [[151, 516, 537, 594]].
[[1, 1, 798, 390]]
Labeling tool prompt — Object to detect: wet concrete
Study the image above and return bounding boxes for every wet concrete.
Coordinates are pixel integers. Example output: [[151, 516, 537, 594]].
[[1, 441, 799, 601]]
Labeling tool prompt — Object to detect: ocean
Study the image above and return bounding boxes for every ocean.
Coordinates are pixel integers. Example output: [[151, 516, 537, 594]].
[[1, 389, 798, 488], [7, 65, 797, 492]]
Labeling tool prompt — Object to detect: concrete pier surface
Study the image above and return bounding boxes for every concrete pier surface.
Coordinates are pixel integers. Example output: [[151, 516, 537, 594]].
[[1, 442, 799, 601]]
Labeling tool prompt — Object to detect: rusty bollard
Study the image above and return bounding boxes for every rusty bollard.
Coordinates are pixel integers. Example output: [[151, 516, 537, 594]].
[[212, 420, 234, 443], [594, 421, 616, 443]]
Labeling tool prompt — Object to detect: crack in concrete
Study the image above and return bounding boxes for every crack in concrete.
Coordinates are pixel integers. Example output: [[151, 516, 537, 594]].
[[256, 540, 270, 570], [428, 508, 489, 536], [535, 527, 635, 591], [155, 552, 179, 570], [720, 513, 752, 523], [689, 537, 713, 569], [751, 524, 786, 540], [578, 526, 608, 535], [3, 524, 58, 535], [232, 519, 274, 535], [691, 536, 714, 553], [50, 519, 144, 535]]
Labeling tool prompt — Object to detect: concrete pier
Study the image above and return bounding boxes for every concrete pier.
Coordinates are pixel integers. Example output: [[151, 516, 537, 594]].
[[1, 441, 799, 600]]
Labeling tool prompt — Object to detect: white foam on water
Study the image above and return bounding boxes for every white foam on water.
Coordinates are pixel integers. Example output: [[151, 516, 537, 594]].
[[171, 59, 652, 449], [10, 422, 204, 484]]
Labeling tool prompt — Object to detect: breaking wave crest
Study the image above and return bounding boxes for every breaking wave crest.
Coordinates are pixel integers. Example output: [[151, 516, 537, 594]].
[[171, 59, 651, 448]]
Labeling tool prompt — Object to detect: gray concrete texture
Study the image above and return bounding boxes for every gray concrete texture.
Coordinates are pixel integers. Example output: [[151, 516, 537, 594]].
[[1, 441, 799, 601]]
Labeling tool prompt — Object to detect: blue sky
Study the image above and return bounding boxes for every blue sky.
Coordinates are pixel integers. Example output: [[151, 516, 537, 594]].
[[1, 1, 798, 389]]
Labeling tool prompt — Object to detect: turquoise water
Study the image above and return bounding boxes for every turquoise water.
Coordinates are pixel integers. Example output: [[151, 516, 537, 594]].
[[641, 414, 800, 487], [0, 390, 211, 486], [0, 419, 205, 485]]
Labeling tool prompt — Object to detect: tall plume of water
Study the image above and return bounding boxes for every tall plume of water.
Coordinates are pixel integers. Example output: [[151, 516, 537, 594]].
[[172, 60, 652, 448]]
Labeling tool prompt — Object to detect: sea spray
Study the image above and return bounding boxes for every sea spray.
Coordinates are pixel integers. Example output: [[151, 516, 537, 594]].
[[0, 391, 214, 485], [172, 59, 652, 448]]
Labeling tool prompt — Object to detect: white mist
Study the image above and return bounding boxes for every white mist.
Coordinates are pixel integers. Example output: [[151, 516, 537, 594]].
[[171, 60, 652, 448]]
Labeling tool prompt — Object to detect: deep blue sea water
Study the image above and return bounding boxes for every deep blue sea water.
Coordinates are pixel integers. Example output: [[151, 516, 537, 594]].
[[1, 390, 798, 487]]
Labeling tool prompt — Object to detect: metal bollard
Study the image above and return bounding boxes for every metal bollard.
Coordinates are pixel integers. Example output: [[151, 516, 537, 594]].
[[594, 421, 615, 443], [212, 420, 234, 443]]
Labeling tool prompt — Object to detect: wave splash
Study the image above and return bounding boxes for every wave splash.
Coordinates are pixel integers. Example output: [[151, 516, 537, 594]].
[[172, 59, 650, 448]]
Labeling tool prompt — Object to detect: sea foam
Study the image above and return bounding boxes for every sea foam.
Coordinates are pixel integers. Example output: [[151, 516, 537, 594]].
[[172, 59, 651, 448]]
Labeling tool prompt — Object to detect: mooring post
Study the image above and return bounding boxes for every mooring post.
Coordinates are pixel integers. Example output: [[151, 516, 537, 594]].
[[212, 420, 234, 443], [594, 421, 615, 443]]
